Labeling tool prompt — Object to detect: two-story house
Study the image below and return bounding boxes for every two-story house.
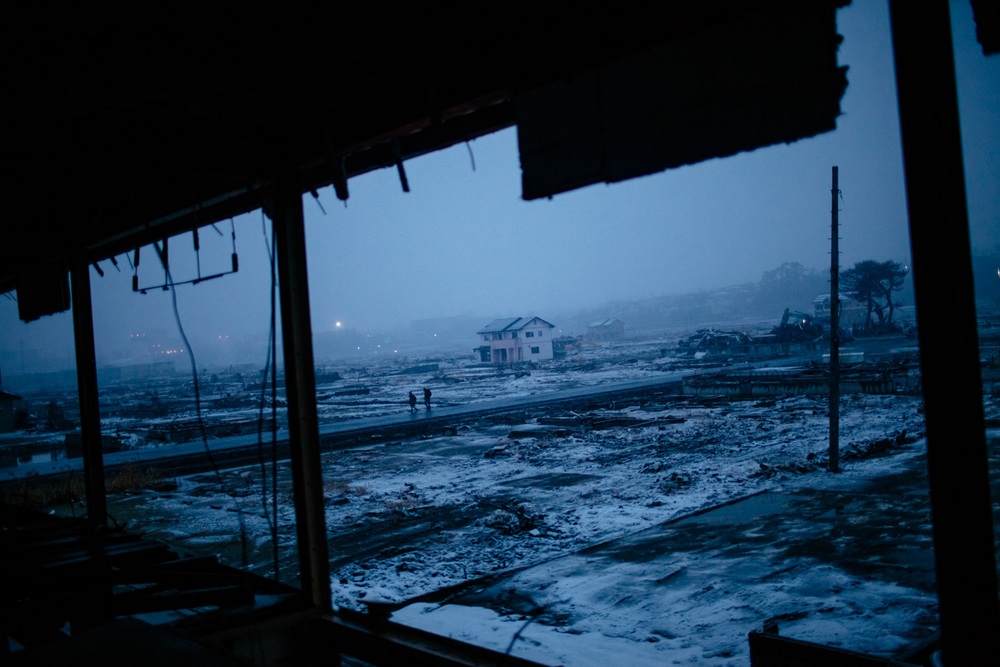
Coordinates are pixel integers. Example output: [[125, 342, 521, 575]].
[[475, 317, 555, 363], [813, 293, 867, 329]]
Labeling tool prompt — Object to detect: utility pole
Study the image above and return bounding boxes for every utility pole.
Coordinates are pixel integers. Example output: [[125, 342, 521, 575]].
[[829, 166, 840, 473]]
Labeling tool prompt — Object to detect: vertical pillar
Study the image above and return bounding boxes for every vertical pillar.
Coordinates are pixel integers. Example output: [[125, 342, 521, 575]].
[[70, 261, 107, 529], [829, 166, 840, 473], [889, 2, 1000, 663], [273, 173, 332, 612]]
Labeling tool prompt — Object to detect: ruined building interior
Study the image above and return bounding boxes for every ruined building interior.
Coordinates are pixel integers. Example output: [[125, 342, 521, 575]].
[[1, 2, 998, 665]]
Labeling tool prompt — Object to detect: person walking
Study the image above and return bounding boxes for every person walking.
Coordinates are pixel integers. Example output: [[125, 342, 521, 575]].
[[423, 387, 432, 410], [408, 391, 418, 412]]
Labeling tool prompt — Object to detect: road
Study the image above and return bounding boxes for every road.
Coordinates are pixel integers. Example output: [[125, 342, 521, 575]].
[[0, 335, 920, 485], [0, 372, 690, 484]]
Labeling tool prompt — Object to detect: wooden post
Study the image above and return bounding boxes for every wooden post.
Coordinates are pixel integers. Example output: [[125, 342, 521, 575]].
[[829, 166, 840, 473], [70, 261, 107, 529], [273, 173, 332, 612], [889, 1, 1000, 663]]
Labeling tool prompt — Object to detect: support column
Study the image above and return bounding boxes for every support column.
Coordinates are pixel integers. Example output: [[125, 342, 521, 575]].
[[829, 166, 840, 473], [70, 261, 106, 530], [889, 2, 1000, 663], [273, 173, 332, 612]]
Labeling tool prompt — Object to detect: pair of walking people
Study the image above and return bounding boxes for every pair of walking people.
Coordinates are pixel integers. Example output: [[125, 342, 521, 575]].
[[409, 387, 431, 412]]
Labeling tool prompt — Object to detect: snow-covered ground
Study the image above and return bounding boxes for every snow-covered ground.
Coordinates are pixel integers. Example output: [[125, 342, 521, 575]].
[[91, 334, 983, 667]]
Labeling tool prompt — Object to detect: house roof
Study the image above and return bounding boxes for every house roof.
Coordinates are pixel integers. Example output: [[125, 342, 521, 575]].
[[477, 317, 554, 334], [478, 318, 522, 334], [813, 293, 863, 304], [589, 319, 624, 328]]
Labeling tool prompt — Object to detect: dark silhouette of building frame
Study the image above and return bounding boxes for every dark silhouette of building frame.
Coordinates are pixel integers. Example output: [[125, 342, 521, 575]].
[[1, 2, 997, 664]]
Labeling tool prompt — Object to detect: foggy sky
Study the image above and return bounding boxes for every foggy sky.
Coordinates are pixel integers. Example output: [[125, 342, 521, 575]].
[[2, 0, 998, 375]]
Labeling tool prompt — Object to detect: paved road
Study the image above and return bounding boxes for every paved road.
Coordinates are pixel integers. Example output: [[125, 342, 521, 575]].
[[0, 372, 695, 483], [1, 339, 909, 484]]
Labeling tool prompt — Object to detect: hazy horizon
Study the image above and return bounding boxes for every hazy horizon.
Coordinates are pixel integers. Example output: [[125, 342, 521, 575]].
[[2, 0, 997, 378]]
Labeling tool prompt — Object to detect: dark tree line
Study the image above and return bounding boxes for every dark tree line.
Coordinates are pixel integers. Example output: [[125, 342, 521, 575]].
[[840, 259, 909, 334], [756, 261, 829, 316]]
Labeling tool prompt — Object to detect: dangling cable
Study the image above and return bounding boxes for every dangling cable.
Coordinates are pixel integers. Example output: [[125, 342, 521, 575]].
[[465, 141, 477, 172], [157, 240, 250, 568], [135, 223, 237, 292], [160, 237, 169, 289], [132, 247, 140, 292], [193, 228, 201, 280], [230, 218, 239, 273], [310, 188, 327, 215], [393, 141, 410, 193]]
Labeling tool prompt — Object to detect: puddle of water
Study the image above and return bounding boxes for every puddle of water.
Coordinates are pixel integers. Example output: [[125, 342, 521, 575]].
[[673, 492, 796, 526]]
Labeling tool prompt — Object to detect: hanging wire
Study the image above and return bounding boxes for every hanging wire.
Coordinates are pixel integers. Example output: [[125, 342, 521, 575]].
[[157, 241, 251, 568], [465, 141, 477, 172], [132, 247, 140, 292], [310, 188, 327, 215], [135, 222, 238, 292], [230, 218, 239, 273], [193, 228, 201, 278]]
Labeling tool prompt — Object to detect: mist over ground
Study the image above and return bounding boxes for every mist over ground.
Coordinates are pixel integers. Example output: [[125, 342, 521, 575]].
[[1, 0, 997, 383]]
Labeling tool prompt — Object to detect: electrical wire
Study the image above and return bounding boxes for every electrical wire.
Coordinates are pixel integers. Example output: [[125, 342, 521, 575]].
[[255, 212, 282, 583], [157, 241, 251, 568], [465, 141, 477, 172]]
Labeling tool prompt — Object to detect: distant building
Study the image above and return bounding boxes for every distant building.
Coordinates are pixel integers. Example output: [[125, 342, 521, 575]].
[[813, 293, 867, 328], [476, 317, 556, 363], [0, 390, 21, 433], [97, 361, 177, 383], [587, 318, 625, 341]]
